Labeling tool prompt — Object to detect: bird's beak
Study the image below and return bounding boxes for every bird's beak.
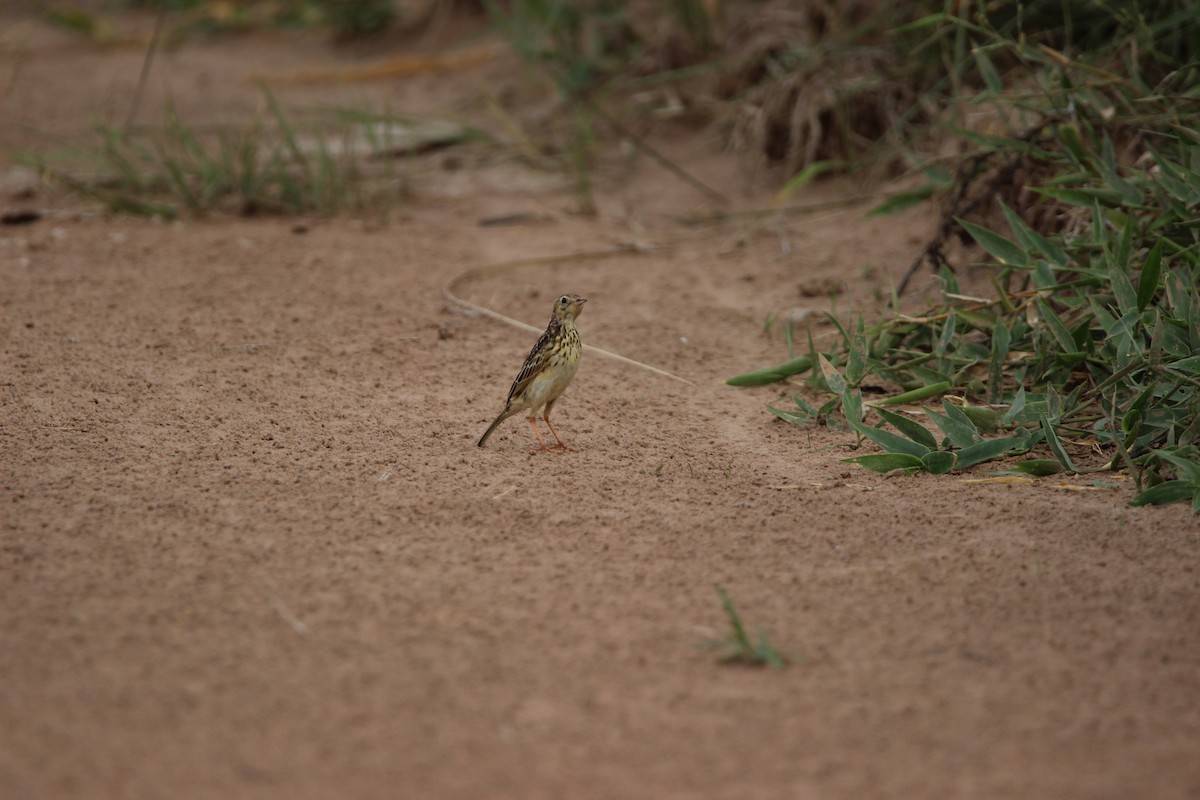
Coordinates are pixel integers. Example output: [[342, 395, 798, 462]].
[[578, 298, 588, 304]]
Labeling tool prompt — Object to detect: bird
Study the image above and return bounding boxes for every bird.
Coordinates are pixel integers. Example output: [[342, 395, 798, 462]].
[[478, 294, 587, 451]]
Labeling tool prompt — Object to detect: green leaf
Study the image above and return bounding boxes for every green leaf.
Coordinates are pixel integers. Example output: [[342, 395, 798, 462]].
[[1040, 414, 1079, 472], [1032, 186, 1124, 207], [818, 353, 847, 395], [1165, 355, 1200, 373], [876, 408, 939, 451], [943, 399, 983, 441], [1109, 261, 1139, 319], [921, 450, 957, 474], [1145, 142, 1200, 204], [1091, 200, 1107, 248], [1129, 480, 1196, 507], [936, 311, 957, 354], [1137, 239, 1164, 312], [828, 315, 857, 351], [938, 264, 960, 295], [955, 434, 1028, 469], [851, 419, 932, 457], [1011, 459, 1064, 476], [956, 218, 1027, 265], [868, 186, 936, 217], [1115, 220, 1135, 275], [842, 387, 864, 426], [958, 405, 1001, 434], [726, 356, 814, 386], [775, 160, 846, 202], [1056, 122, 1092, 170], [871, 381, 953, 406], [1154, 450, 1200, 484], [988, 320, 1010, 404], [766, 404, 810, 425], [1104, 309, 1144, 367], [1033, 260, 1056, 289], [998, 199, 1069, 268], [843, 453, 924, 474], [1096, 149, 1143, 206], [845, 317, 868, 387], [972, 47, 1004, 94], [1046, 388, 1063, 422], [754, 631, 786, 670], [923, 406, 979, 450], [715, 587, 749, 645], [1002, 387, 1027, 426], [1037, 299, 1080, 353], [892, 12, 952, 32], [957, 308, 997, 331]]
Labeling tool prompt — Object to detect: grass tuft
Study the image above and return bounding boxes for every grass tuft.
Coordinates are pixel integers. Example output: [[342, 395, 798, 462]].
[[22, 93, 440, 218], [705, 588, 787, 670], [728, 5, 1200, 510]]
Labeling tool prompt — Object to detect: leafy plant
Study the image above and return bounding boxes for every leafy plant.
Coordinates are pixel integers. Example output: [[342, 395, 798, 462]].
[[817, 336, 1038, 475], [705, 588, 786, 670], [728, 5, 1200, 510], [767, 392, 842, 429], [1130, 448, 1200, 512], [24, 93, 419, 218]]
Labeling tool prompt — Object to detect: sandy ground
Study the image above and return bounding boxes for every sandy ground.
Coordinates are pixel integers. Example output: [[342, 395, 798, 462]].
[[2, 7, 1199, 800]]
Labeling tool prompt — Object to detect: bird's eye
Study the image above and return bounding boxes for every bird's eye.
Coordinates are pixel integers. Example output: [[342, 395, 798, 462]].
[[559, 296, 569, 305]]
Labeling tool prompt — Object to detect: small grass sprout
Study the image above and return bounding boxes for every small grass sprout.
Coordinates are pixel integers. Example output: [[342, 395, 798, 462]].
[[705, 588, 786, 670]]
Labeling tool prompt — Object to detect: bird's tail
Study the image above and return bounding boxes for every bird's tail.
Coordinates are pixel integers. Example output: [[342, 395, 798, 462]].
[[478, 408, 515, 447]]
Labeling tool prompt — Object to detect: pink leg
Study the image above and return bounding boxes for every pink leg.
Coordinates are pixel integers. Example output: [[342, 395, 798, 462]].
[[543, 415, 574, 452], [527, 417, 553, 453]]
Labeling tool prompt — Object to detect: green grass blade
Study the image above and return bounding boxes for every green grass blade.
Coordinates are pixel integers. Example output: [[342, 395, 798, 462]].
[[1037, 299, 1081, 354], [776, 159, 845, 202], [873, 381, 953, 406], [716, 587, 750, 649], [868, 185, 936, 217], [875, 407, 939, 450], [1137, 239, 1164, 311], [843, 453, 924, 473], [1011, 459, 1064, 476], [818, 354, 848, 396], [998, 198, 1069, 268], [921, 450, 957, 474], [1039, 413, 1079, 472], [1002, 387, 1027, 426], [921, 407, 975, 449], [1129, 480, 1195, 507], [767, 404, 810, 425], [971, 46, 1004, 95], [988, 320, 1010, 404], [1109, 258, 1139, 319], [956, 218, 1027, 265], [851, 419, 932, 458], [954, 434, 1029, 469], [1165, 355, 1200, 373], [959, 404, 1001, 433], [845, 317, 868, 387], [1154, 450, 1200, 484]]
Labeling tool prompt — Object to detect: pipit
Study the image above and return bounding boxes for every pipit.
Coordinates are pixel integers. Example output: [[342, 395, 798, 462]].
[[478, 293, 587, 451]]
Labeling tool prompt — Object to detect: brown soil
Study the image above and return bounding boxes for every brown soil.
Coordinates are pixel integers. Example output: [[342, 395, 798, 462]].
[[2, 7, 1198, 800]]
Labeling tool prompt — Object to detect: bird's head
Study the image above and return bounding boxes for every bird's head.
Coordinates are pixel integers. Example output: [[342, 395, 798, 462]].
[[553, 294, 587, 322]]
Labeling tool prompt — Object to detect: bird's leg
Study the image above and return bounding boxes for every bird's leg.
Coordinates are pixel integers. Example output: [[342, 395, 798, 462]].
[[543, 410, 574, 452], [527, 416, 554, 453]]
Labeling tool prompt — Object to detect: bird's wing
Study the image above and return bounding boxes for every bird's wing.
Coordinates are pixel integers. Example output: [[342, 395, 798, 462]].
[[506, 325, 556, 402]]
